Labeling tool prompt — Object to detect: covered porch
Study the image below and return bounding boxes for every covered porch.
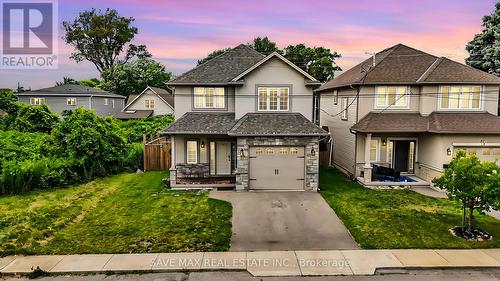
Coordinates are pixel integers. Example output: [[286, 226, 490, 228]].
[[162, 112, 238, 189]]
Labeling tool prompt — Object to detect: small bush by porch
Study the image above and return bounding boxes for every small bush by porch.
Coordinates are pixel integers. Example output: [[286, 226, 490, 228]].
[[320, 166, 500, 249]]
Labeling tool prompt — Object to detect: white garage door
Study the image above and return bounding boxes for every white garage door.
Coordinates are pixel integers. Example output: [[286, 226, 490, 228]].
[[249, 146, 305, 190]]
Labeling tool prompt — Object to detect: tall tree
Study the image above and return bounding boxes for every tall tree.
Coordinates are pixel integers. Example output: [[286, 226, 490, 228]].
[[55, 77, 101, 88], [197, 48, 231, 65], [63, 8, 151, 73], [250, 36, 279, 55], [466, 2, 500, 75], [101, 58, 172, 96]]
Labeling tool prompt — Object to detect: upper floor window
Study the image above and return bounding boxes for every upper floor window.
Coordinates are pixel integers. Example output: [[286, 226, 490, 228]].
[[258, 87, 289, 111], [104, 98, 109, 106], [194, 87, 225, 109], [145, 99, 155, 109], [375, 86, 409, 108], [439, 85, 481, 110], [341, 97, 348, 120], [30, 97, 45, 105], [67, 98, 77, 106]]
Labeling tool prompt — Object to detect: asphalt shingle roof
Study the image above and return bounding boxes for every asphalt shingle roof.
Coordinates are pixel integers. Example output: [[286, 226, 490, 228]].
[[162, 112, 236, 135], [113, 110, 154, 120], [167, 44, 265, 84], [229, 113, 328, 136], [318, 44, 500, 91], [351, 112, 500, 134], [17, 84, 125, 99]]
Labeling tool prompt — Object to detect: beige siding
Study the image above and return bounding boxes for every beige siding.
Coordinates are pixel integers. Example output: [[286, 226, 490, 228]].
[[127, 89, 174, 116], [235, 57, 314, 120], [319, 88, 357, 174]]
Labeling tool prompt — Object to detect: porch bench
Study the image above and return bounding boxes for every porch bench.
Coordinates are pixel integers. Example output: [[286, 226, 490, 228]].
[[372, 164, 401, 182]]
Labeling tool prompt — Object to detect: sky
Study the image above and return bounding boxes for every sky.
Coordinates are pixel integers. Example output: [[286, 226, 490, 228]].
[[0, 0, 497, 90]]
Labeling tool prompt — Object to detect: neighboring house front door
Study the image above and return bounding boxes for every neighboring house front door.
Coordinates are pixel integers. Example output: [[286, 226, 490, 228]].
[[216, 141, 232, 175], [392, 140, 416, 173]]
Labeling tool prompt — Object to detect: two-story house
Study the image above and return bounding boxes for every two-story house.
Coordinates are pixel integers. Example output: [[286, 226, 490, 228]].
[[16, 84, 126, 117], [114, 86, 174, 120], [318, 44, 500, 187], [163, 44, 327, 191]]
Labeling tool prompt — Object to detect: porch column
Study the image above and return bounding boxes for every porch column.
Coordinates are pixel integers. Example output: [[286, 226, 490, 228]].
[[169, 136, 176, 187], [363, 133, 372, 183]]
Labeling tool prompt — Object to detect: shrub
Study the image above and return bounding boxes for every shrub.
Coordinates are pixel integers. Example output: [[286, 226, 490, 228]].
[[124, 142, 144, 171], [3, 103, 59, 133], [51, 108, 127, 179], [117, 116, 173, 143]]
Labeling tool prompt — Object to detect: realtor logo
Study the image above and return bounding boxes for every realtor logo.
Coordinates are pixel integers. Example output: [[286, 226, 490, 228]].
[[1, 1, 58, 69]]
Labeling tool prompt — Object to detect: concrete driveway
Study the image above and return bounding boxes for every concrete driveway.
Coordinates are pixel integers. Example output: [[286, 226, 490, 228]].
[[209, 191, 359, 251]]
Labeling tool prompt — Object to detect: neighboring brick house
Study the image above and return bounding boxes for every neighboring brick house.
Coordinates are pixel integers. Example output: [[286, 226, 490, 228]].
[[318, 44, 500, 187], [163, 44, 327, 190], [114, 86, 174, 120], [16, 85, 126, 117]]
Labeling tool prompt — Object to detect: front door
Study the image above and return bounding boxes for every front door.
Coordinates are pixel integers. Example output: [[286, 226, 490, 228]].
[[216, 141, 231, 175], [393, 141, 410, 172]]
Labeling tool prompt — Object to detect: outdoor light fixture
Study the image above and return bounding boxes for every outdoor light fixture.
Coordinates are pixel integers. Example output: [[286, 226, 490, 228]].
[[311, 148, 316, 156], [382, 138, 387, 146], [200, 141, 205, 149], [446, 147, 452, 156], [240, 149, 246, 157]]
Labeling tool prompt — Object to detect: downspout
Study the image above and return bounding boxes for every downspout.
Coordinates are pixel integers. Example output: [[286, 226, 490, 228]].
[[352, 84, 360, 178]]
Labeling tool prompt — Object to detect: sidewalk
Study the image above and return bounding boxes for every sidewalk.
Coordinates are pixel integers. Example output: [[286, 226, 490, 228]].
[[2, 249, 500, 277]]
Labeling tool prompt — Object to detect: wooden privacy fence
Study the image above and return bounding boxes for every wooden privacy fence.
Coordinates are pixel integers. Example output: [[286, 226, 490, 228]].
[[143, 133, 171, 171]]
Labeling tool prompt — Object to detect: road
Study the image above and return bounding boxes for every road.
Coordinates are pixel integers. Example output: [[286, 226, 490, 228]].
[[3, 269, 500, 281]]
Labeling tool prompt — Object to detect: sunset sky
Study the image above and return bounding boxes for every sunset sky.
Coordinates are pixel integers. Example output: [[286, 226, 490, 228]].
[[1, 0, 497, 90]]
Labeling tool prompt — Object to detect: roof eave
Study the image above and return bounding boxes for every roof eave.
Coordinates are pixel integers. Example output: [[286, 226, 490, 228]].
[[166, 82, 245, 86]]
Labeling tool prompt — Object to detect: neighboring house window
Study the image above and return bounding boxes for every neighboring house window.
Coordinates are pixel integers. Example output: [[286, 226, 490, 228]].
[[30, 97, 45, 105], [145, 99, 155, 109], [375, 86, 409, 108], [67, 98, 77, 106], [333, 90, 338, 105], [439, 85, 482, 110], [370, 139, 379, 162], [340, 97, 348, 120], [186, 140, 198, 164], [194, 87, 225, 109], [257, 87, 289, 111], [104, 98, 109, 105]]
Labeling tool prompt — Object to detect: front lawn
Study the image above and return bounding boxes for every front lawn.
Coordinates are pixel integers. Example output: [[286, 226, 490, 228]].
[[0, 172, 232, 256], [320, 166, 500, 249]]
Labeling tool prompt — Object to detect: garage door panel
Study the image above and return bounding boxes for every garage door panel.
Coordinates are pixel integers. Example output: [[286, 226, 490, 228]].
[[249, 146, 305, 190]]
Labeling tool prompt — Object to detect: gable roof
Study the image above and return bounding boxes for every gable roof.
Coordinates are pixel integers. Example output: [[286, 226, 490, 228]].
[[16, 84, 126, 99], [231, 52, 320, 83], [350, 111, 500, 134], [167, 44, 265, 85], [123, 86, 174, 111], [318, 44, 500, 92]]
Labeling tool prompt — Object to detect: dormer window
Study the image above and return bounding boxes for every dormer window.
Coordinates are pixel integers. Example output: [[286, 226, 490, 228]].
[[439, 85, 481, 110], [194, 87, 225, 109], [375, 86, 409, 109]]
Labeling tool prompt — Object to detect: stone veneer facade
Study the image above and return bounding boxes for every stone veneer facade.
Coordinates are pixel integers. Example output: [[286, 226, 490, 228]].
[[235, 136, 320, 191]]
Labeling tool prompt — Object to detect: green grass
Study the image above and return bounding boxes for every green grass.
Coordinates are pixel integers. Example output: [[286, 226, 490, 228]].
[[0, 172, 232, 256], [319, 166, 500, 249]]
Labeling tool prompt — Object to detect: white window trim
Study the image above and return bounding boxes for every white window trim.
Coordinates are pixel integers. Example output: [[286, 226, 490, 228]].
[[30, 97, 45, 105], [438, 85, 484, 111], [369, 138, 380, 163], [374, 86, 410, 109], [104, 98, 109, 106], [257, 87, 290, 112], [66, 98, 77, 106], [193, 87, 225, 109], [145, 99, 155, 109], [340, 97, 348, 120], [186, 140, 198, 164]]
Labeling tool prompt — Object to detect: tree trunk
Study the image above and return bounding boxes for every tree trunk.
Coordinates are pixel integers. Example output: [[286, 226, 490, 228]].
[[468, 204, 475, 232]]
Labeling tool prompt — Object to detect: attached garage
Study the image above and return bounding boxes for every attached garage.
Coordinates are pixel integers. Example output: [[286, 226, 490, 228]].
[[249, 146, 305, 190]]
